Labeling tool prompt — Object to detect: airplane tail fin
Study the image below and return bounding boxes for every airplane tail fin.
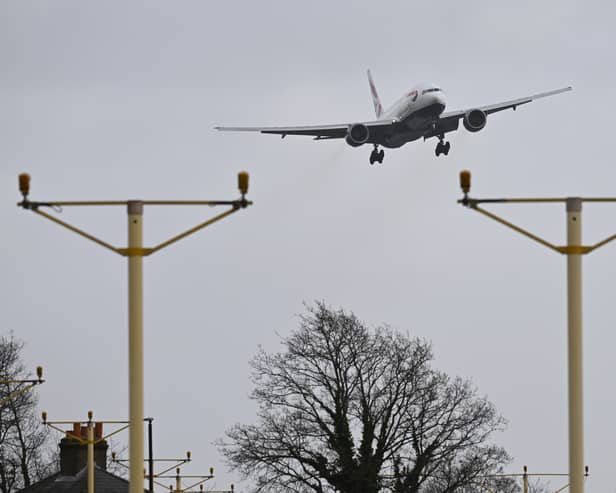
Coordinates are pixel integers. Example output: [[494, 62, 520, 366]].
[[367, 69, 384, 118]]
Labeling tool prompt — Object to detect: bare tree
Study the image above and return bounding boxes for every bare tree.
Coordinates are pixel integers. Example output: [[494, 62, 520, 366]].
[[106, 438, 129, 478], [528, 478, 552, 493], [220, 303, 516, 493], [0, 335, 52, 493]]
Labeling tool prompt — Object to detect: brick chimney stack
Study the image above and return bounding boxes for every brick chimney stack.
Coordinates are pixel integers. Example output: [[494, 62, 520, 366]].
[[59, 422, 108, 476]]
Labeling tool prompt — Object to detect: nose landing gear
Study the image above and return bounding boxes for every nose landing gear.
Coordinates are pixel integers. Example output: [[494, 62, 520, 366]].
[[369, 145, 385, 165], [435, 135, 451, 157]]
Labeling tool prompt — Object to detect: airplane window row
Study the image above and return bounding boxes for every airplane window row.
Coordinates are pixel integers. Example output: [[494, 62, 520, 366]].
[[422, 88, 441, 95]]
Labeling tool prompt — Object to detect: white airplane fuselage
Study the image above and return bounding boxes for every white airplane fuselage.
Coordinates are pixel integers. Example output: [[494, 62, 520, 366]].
[[380, 83, 446, 148]]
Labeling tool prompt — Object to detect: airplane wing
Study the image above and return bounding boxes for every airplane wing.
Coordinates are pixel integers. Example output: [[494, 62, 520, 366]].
[[215, 119, 396, 140], [437, 86, 572, 127]]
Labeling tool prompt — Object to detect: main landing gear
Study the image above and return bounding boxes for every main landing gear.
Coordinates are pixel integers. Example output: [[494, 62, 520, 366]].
[[435, 135, 451, 157], [369, 145, 385, 165]]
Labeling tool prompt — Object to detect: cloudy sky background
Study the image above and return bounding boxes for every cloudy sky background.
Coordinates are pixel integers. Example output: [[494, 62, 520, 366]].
[[2, 1, 615, 492]]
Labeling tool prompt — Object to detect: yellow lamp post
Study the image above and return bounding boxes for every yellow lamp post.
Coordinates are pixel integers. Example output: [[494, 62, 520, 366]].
[[476, 464, 589, 493], [0, 365, 44, 407], [112, 447, 193, 492], [457, 170, 616, 493], [42, 410, 130, 493], [18, 173, 252, 493], [156, 466, 222, 493]]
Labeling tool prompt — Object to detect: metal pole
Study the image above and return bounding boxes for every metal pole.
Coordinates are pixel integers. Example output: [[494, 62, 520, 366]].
[[176, 468, 182, 493], [87, 420, 94, 493], [566, 198, 584, 493], [522, 466, 528, 493], [128, 201, 144, 493], [148, 418, 154, 493]]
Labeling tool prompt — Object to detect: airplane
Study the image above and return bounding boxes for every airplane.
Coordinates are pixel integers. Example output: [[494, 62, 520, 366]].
[[215, 70, 571, 165]]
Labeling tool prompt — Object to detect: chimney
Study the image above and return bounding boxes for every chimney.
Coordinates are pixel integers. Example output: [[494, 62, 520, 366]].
[[59, 422, 108, 476]]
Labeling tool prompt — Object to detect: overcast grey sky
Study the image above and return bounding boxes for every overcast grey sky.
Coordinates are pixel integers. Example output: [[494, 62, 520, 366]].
[[2, 1, 615, 492]]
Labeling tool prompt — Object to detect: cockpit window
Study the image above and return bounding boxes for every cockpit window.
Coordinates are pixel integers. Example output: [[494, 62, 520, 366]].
[[422, 88, 441, 95]]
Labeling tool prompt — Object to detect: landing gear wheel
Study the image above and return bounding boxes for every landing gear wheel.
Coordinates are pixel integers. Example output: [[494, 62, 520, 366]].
[[370, 146, 383, 165], [435, 140, 451, 157]]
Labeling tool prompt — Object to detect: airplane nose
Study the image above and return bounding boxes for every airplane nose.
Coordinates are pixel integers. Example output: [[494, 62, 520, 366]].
[[433, 91, 446, 113]]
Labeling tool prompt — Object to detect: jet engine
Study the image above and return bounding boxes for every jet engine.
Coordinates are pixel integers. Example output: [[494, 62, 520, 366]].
[[463, 109, 487, 132], [345, 123, 370, 147]]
